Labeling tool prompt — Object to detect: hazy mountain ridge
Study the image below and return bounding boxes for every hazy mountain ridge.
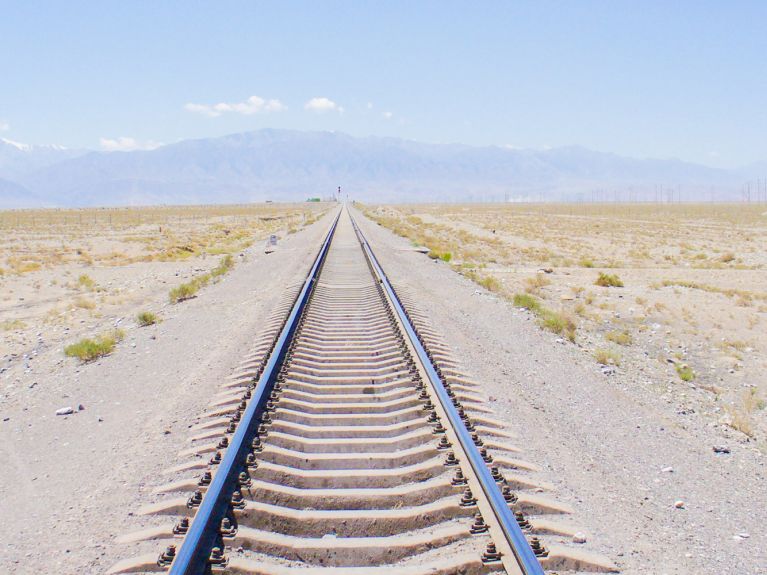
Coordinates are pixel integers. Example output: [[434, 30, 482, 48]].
[[0, 130, 754, 208]]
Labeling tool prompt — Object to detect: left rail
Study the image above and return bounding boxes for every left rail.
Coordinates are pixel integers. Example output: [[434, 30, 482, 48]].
[[168, 208, 341, 575]]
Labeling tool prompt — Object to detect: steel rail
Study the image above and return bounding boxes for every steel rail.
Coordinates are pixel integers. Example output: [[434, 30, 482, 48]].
[[349, 208, 546, 575], [169, 208, 342, 575]]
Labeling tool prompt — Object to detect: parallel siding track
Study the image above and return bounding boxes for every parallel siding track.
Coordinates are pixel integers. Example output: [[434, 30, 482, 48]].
[[110, 207, 615, 575]]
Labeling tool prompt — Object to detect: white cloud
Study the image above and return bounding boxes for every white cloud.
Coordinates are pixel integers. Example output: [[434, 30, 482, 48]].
[[304, 97, 343, 113], [184, 95, 286, 117], [366, 102, 373, 110], [99, 137, 163, 152], [383, 111, 393, 120], [0, 121, 9, 131]]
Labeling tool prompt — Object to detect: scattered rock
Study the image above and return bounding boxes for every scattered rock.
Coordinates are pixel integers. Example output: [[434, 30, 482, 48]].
[[601, 365, 616, 376], [572, 532, 587, 544], [77, 404, 85, 411], [713, 445, 731, 454], [674, 500, 685, 509], [661, 466, 674, 473], [55, 407, 74, 416]]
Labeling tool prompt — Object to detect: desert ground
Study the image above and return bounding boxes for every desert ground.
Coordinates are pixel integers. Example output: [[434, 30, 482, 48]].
[[361, 203, 767, 444], [1, 203, 329, 368], [0, 202, 764, 574]]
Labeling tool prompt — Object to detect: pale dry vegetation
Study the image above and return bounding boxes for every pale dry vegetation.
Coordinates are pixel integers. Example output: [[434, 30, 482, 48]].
[[363, 202, 767, 441], [1, 202, 331, 363]]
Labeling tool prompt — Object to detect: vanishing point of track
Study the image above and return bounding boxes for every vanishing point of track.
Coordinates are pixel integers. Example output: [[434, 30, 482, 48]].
[[110, 207, 614, 575]]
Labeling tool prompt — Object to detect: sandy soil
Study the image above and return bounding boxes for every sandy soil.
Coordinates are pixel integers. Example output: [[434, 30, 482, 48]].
[[353, 205, 767, 575], [362, 204, 767, 445], [1, 202, 764, 574], [0, 208, 336, 573]]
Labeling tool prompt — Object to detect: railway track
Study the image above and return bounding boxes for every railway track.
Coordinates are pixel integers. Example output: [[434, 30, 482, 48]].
[[110, 207, 615, 575]]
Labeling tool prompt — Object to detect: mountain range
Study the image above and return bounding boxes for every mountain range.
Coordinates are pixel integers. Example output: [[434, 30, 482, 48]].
[[0, 130, 759, 208]]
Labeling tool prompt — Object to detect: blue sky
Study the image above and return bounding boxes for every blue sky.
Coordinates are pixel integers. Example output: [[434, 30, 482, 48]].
[[1, 1, 765, 168]]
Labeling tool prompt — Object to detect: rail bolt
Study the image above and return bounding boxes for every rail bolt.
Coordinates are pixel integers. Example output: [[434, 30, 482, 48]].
[[172, 517, 189, 535], [209, 451, 222, 465], [515, 511, 532, 531], [252, 437, 263, 451], [187, 490, 203, 508], [157, 545, 176, 566], [198, 471, 212, 486], [470, 512, 489, 534], [230, 490, 246, 509], [238, 471, 252, 487], [530, 537, 548, 557], [444, 452, 459, 466], [451, 468, 467, 486], [245, 452, 258, 469], [437, 436, 451, 450], [502, 485, 518, 504], [208, 546, 228, 566], [471, 433, 483, 446], [460, 488, 477, 507], [217, 437, 229, 449], [481, 542, 502, 563], [480, 448, 493, 463], [490, 466, 504, 483], [432, 422, 446, 434], [220, 517, 237, 537]]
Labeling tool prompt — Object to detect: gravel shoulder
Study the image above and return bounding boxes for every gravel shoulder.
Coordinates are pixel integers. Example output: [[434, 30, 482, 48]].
[[0, 211, 335, 574], [353, 206, 767, 575]]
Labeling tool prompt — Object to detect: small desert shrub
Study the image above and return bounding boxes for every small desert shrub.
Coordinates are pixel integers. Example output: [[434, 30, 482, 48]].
[[64, 329, 124, 362], [136, 311, 159, 326], [676, 364, 695, 382], [513, 293, 542, 313], [74, 297, 96, 310], [595, 272, 623, 287], [211, 254, 235, 278], [606, 330, 632, 346], [77, 274, 96, 290], [1, 319, 27, 331], [513, 293, 575, 340], [594, 348, 621, 366], [427, 250, 452, 262], [169, 281, 200, 303], [524, 274, 551, 293], [478, 275, 501, 292], [539, 309, 576, 342], [579, 258, 595, 268], [718, 252, 736, 263]]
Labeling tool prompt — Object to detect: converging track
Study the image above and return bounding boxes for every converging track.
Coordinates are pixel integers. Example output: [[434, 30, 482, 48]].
[[110, 207, 615, 575]]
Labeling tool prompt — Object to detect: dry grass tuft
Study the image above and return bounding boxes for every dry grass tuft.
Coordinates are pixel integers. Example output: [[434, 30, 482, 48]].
[[606, 330, 632, 346], [64, 329, 125, 362], [595, 272, 624, 287], [594, 348, 621, 366], [136, 311, 159, 326]]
